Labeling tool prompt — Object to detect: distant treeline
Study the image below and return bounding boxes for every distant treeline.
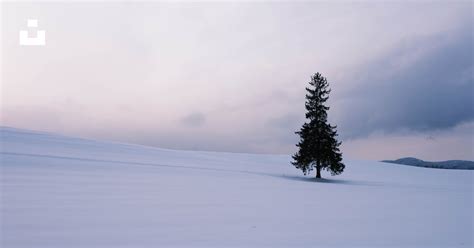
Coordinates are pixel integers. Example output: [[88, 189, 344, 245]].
[[382, 157, 474, 170]]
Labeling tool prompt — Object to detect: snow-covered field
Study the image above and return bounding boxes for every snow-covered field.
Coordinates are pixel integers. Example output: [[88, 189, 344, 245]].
[[0, 127, 472, 247]]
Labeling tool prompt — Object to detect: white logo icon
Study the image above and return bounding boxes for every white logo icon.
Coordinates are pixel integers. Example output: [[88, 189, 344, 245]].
[[19, 19, 45, 46]]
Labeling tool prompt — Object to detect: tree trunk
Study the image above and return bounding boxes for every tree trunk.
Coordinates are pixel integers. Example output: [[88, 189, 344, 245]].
[[316, 162, 321, 179]]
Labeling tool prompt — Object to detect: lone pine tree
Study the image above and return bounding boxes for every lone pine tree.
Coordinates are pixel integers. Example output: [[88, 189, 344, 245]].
[[292, 72, 345, 178]]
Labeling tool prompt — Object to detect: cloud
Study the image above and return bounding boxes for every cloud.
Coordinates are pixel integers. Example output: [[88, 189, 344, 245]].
[[341, 121, 474, 161], [334, 23, 473, 139], [1, 2, 472, 160], [180, 112, 206, 127]]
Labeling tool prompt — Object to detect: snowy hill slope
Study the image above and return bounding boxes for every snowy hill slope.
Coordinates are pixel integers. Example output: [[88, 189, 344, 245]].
[[382, 157, 474, 170], [0, 127, 472, 247]]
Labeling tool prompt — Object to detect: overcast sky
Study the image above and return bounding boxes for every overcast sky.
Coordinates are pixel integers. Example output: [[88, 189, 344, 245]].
[[1, 1, 473, 160]]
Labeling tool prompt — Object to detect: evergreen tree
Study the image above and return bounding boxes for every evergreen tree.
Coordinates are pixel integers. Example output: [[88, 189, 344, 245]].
[[292, 72, 345, 178]]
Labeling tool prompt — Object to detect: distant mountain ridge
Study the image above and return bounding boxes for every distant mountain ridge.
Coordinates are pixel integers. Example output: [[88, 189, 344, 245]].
[[382, 157, 474, 170]]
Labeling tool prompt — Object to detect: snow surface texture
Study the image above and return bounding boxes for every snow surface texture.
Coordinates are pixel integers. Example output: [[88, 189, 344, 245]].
[[0, 127, 472, 247]]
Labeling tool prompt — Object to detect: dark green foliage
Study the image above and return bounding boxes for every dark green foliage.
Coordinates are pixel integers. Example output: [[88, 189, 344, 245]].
[[292, 73, 345, 178]]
